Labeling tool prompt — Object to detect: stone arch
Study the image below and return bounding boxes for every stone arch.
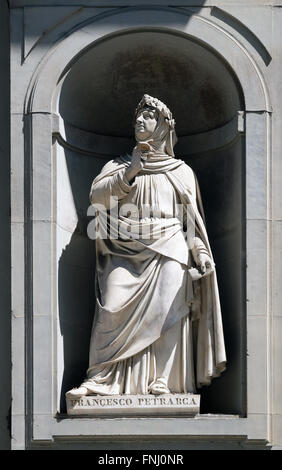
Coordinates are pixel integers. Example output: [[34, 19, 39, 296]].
[[25, 7, 270, 114]]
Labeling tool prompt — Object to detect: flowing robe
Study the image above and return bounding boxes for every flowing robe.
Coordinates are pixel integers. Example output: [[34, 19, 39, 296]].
[[82, 154, 226, 395]]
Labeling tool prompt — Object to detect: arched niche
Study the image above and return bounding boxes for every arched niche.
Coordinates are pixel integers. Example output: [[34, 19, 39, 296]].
[[54, 29, 245, 415], [24, 7, 271, 444]]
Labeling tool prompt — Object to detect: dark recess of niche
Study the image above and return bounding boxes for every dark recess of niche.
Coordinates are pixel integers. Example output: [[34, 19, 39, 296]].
[[57, 26, 246, 417]]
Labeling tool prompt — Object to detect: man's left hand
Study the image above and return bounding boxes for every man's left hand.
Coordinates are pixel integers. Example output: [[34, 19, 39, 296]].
[[197, 253, 213, 275]]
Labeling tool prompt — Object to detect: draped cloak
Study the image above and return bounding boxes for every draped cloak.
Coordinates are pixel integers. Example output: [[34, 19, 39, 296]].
[[83, 154, 226, 395]]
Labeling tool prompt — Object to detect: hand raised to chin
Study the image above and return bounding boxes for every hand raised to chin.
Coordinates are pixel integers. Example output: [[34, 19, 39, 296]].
[[125, 146, 144, 183]]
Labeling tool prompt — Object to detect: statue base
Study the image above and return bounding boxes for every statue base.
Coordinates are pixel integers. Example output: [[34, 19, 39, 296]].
[[66, 393, 200, 416]]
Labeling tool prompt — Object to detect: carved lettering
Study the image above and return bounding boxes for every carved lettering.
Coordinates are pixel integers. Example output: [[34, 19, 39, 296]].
[[67, 394, 200, 415], [72, 395, 199, 407]]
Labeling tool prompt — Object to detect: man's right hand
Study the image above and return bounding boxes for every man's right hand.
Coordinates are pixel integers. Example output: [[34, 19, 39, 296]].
[[125, 146, 144, 183]]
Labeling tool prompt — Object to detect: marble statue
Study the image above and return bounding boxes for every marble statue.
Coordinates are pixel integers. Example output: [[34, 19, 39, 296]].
[[66, 94, 226, 399]]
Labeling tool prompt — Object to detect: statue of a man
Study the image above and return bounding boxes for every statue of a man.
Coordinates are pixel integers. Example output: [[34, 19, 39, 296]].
[[67, 94, 226, 398]]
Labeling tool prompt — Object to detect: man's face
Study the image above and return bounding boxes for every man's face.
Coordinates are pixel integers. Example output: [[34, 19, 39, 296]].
[[135, 108, 158, 141]]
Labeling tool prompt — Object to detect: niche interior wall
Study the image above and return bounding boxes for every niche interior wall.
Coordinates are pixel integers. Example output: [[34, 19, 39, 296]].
[[55, 29, 245, 416]]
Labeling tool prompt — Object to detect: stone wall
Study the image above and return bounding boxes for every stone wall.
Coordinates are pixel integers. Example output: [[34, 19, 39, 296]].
[[7, 0, 282, 450], [0, 0, 11, 451]]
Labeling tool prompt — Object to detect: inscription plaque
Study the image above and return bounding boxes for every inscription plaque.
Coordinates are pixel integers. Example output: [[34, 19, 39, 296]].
[[66, 394, 200, 416]]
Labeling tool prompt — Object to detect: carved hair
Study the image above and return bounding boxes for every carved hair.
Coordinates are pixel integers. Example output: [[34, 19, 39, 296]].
[[135, 94, 176, 130]]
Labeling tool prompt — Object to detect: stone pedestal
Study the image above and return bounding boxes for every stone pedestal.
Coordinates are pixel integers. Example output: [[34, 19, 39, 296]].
[[66, 394, 200, 416]]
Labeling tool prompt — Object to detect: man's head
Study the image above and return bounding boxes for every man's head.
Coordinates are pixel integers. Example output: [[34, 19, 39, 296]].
[[135, 105, 158, 142], [134, 94, 177, 156]]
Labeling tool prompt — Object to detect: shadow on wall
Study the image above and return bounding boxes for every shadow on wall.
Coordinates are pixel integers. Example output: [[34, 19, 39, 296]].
[[58, 151, 106, 413], [186, 136, 245, 415]]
